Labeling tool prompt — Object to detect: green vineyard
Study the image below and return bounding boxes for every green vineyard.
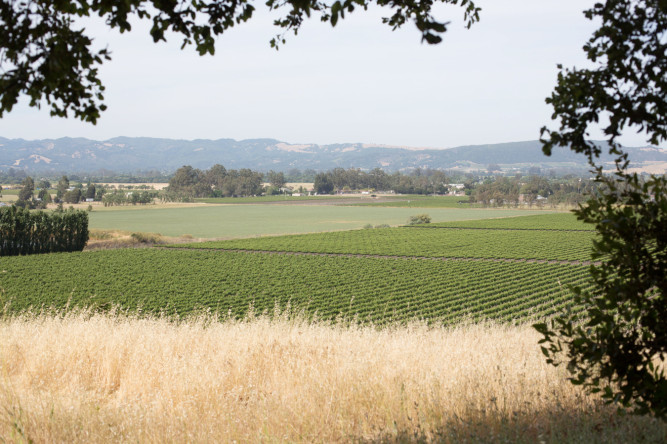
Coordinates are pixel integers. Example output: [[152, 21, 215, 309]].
[[0, 249, 591, 323], [0, 213, 597, 324], [177, 225, 595, 261], [425, 213, 596, 231]]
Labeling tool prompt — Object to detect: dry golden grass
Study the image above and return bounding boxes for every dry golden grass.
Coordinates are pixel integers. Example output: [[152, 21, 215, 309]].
[[1, 312, 665, 443], [85, 229, 200, 250]]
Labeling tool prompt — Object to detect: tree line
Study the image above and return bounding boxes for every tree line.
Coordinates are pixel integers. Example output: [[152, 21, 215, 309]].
[[7, 167, 603, 207], [102, 190, 158, 206], [163, 165, 457, 199], [11, 175, 160, 208], [312, 168, 451, 195], [147, 164, 604, 204], [165, 165, 265, 200], [470, 175, 598, 208], [13, 175, 101, 209], [0, 206, 89, 256]]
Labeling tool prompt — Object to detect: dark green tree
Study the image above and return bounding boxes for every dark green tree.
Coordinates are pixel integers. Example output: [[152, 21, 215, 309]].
[[85, 183, 96, 200], [37, 188, 52, 204], [368, 167, 390, 191], [267, 170, 287, 189], [63, 188, 82, 204], [56, 176, 70, 200], [205, 164, 228, 193], [313, 173, 334, 194], [235, 169, 264, 196], [17, 176, 35, 203], [0, 0, 479, 123], [95, 187, 107, 201], [167, 165, 207, 198], [534, 0, 667, 418]]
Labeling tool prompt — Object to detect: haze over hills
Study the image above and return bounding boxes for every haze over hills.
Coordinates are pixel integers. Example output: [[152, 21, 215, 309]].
[[1, 136, 666, 174]]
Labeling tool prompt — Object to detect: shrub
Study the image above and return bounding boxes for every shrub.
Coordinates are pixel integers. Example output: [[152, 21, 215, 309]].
[[131, 232, 162, 244], [90, 230, 113, 240], [407, 214, 431, 225]]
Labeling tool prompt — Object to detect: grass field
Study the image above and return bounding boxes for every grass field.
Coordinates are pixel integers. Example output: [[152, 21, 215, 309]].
[[3, 313, 665, 443], [197, 194, 470, 207], [351, 194, 471, 208], [195, 194, 360, 204], [88, 204, 553, 238], [0, 188, 18, 202]]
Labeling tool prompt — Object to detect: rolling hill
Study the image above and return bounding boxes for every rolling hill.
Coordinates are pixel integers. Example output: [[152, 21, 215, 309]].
[[1, 136, 665, 173]]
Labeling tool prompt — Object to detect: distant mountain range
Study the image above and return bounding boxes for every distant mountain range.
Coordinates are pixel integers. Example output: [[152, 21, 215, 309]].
[[1, 136, 666, 174]]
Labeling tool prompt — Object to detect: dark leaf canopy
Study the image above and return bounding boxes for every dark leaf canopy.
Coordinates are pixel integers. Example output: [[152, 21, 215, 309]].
[[537, 0, 667, 418]]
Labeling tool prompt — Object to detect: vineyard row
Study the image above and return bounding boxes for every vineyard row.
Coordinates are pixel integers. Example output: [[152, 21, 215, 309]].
[[0, 249, 592, 324], [174, 226, 596, 262]]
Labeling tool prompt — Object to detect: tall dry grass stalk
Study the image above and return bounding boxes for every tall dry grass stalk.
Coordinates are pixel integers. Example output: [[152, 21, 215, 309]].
[[0, 311, 665, 443]]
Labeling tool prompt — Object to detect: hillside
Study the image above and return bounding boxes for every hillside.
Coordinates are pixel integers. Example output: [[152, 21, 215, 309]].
[[1, 136, 666, 173]]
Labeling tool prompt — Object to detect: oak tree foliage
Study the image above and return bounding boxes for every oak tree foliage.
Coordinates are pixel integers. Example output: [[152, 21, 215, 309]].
[[313, 172, 334, 194], [267, 170, 286, 189], [535, 0, 667, 418], [17, 176, 35, 203]]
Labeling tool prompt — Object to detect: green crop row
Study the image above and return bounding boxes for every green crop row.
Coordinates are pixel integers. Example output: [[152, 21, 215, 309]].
[[424, 213, 595, 231], [0, 249, 591, 324], [176, 226, 596, 261]]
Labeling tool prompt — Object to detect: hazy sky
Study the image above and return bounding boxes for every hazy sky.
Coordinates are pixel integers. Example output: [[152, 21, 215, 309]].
[[0, 0, 657, 148]]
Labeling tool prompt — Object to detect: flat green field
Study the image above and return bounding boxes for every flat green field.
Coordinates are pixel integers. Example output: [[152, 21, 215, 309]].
[[88, 204, 553, 238], [0, 190, 18, 202], [197, 194, 470, 207], [195, 194, 355, 204], [0, 249, 591, 323], [351, 195, 471, 208]]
